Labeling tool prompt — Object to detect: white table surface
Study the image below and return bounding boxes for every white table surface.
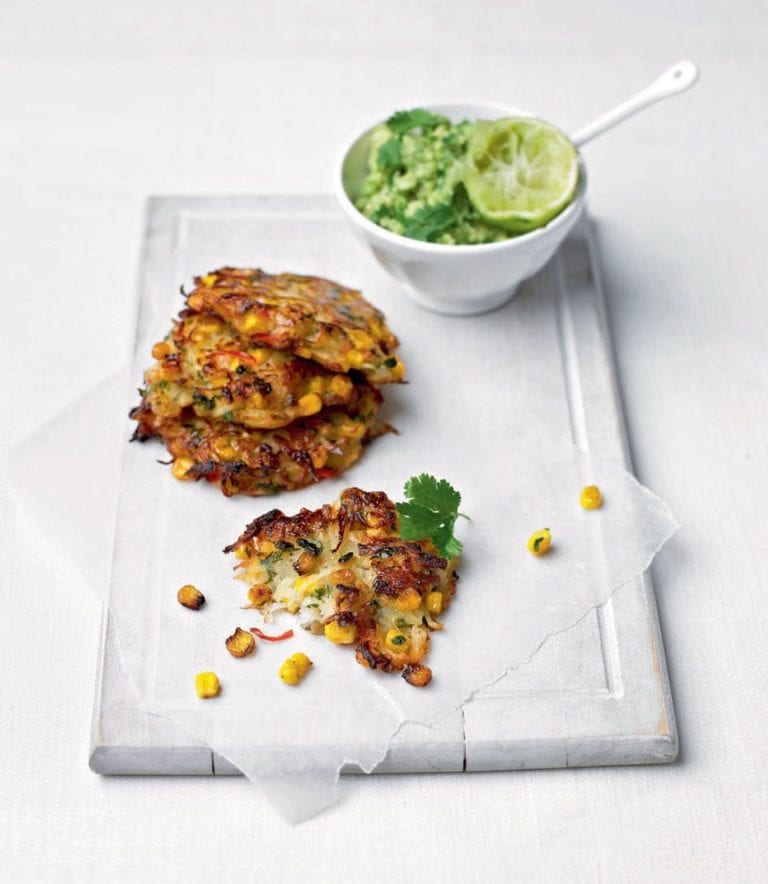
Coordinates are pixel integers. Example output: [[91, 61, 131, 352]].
[[2, 2, 767, 881]]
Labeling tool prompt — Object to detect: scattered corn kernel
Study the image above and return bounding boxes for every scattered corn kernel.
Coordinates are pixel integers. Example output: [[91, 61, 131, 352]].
[[580, 485, 603, 510], [395, 590, 422, 612], [177, 583, 205, 610], [279, 653, 313, 685], [289, 652, 312, 678], [201, 273, 217, 287], [425, 591, 443, 615], [235, 544, 251, 560], [385, 628, 410, 653], [225, 627, 256, 658], [297, 392, 323, 416], [171, 457, 195, 480], [527, 528, 552, 556], [151, 341, 171, 360], [324, 621, 358, 645], [402, 664, 432, 688], [195, 671, 220, 699], [279, 660, 299, 685], [247, 348, 269, 364]]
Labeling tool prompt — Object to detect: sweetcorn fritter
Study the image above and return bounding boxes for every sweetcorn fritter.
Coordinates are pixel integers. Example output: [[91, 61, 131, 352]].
[[143, 310, 358, 429], [186, 268, 405, 384], [225, 487, 459, 685], [131, 383, 390, 497]]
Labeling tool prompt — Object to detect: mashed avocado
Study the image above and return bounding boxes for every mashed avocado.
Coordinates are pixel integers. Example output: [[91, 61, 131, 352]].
[[355, 109, 509, 246]]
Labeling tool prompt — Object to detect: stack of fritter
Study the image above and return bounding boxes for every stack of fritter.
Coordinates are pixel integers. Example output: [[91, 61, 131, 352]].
[[130, 268, 404, 497]]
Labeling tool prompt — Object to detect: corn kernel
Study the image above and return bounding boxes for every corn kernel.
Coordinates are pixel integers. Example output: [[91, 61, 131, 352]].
[[297, 393, 323, 416], [385, 628, 410, 653], [402, 664, 432, 688], [527, 528, 552, 556], [580, 485, 602, 510], [425, 591, 443, 615], [294, 574, 318, 594], [289, 652, 312, 678], [177, 584, 205, 610], [247, 584, 272, 606], [225, 627, 256, 658], [395, 590, 422, 612], [339, 420, 365, 439], [307, 377, 326, 394], [241, 312, 269, 333], [324, 621, 358, 645], [247, 348, 270, 364], [328, 375, 353, 397], [202, 273, 217, 287], [195, 671, 220, 699], [349, 329, 375, 349], [390, 359, 405, 381], [310, 448, 329, 470], [235, 545, 251, 560], [279, 659, 300, 685], [151, 341, 172, 360], [347, 349, 366, 367], [171, 457, 195, 480], [214, 438, 238, 460]]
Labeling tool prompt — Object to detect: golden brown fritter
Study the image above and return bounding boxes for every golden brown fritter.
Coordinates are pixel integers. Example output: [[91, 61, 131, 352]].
[[225, 488, 459, 683], [143, 310, 358, 429], [130, 384, 390, 498], [186, 268, 405, 384]]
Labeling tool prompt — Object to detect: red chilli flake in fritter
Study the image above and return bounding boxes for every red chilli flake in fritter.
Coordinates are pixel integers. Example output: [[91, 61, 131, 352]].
[[224, 487, 460, 685]]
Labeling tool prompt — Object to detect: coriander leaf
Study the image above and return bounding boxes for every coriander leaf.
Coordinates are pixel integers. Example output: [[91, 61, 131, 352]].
[[396, 474, 467, 558], [402, 203, 456, 242], [377, 137, 402, 172], [386, 108, 443, 134], [404, 474, 461, 515]]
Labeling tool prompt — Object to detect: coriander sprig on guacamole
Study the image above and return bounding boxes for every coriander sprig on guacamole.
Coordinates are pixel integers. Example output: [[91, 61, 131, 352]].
[[355, 108, 579, 246]]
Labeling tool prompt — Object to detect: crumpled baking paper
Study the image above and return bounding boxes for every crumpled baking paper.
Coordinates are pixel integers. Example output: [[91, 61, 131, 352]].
[[4, 200, 677, 822]]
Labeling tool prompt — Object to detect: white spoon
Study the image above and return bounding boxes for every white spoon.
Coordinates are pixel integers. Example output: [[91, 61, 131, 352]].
[[570, 60, 699, 147]]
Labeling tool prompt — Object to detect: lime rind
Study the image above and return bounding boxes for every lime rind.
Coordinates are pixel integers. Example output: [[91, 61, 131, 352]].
[[463, 118, 579, 234]]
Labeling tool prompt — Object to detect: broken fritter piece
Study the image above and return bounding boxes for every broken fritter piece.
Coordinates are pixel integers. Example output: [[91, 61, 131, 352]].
[[224, 487, 459, 683], [186, 268, 405, 384], [130, 383, 390, 497], [143, 310, 359, 429]]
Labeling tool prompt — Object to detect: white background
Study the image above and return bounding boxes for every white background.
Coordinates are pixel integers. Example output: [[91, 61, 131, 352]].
[[2, 1, 767, 881]]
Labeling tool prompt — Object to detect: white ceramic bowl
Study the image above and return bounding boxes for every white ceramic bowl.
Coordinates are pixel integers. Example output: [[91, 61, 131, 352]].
[[336, 103, 587, 315]]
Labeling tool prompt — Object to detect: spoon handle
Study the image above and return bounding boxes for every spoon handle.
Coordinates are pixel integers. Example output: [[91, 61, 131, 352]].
[[570, 60, 699, 148]]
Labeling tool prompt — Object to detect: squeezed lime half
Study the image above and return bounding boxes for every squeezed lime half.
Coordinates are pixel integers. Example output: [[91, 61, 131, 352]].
[[463, 118, 579, 234]]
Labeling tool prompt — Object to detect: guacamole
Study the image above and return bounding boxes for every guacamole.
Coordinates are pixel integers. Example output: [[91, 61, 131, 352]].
[[355, 109, 509, 246]]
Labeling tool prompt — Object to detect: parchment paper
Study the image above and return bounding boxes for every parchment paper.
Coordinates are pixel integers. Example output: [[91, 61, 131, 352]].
[[5, 200, 677, 822]]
